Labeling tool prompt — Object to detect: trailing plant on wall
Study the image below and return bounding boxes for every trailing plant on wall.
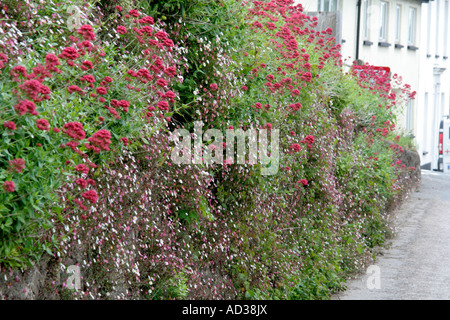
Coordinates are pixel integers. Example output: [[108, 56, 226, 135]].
[[1, 0, 418, 300]]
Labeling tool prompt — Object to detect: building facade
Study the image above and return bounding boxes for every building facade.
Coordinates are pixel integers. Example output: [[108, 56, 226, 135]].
[[416, 0, 450, 170], [299, 0, 450, 171]]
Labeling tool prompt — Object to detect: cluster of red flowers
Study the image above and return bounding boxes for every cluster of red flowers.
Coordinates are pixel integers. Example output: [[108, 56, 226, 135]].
[[58, 47, 80, 62], [62, 122, 86, 140], [9, 158, 26, 173], [13, 99, 37, 115], [2, 180, 15, 193], [67, 85, 83, 94], [0, 53, 7, 71], [36, 118, 50, 131], [303, 135, 314, 145], [290, 143, 301, 152], [81, 189, 98, 204], [18, 79, 51, 103], [77, 24, 96, 41], [85, 129, 112, 153], [3, 121, 17, 130], [74, 164, 90, 175]]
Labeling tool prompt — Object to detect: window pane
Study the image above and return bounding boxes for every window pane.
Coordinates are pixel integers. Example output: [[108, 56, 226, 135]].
[[330, 0, 337, 11], [395, 6, 401, 42], [380, 2, 387, 40], [408, 8, 416, 44], [363, 0, 370, 39]]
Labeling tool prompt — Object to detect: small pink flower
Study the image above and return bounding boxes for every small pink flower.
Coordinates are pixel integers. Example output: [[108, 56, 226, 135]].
[[210, 83, 218, 91], [298, 179, 308, 186]]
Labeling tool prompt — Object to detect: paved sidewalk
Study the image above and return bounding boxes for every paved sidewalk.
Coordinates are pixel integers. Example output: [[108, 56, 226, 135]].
[[333, 170, 450, 300]]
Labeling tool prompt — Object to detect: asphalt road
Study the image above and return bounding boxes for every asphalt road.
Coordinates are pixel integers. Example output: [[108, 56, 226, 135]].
[[333, 170, 450, 300]]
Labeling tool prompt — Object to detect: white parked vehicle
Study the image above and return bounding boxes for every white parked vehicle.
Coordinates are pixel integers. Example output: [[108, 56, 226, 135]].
[[438, 116, 450, 173]]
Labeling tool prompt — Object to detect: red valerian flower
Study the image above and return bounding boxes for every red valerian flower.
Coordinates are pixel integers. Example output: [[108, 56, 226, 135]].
[[45, 53, 60, 66], [117, 25, 127, 34], [156, 78, 168, 87], [129, 9, 140, 17], [119, 137, 129, 146], [164, 67, 177, 78], [62, 122, 86, 140], [81, 189, 98, 204], [3, 121, 16, 130], [303, 135, 315, 144], [81, 74, 95, 83], [75, 178, 88, 189], [117, 100, 130, 112], [19, 80, 45, 102], [0, 53, 8, 70], [154, 30, 168, 40], [289, 102, 302, 111], [138, 16, 155, 25], [163, 91, 176, 99], [157, 100, 169, 111], [10, 65, 28, 80], [298, 179, 308, 186], [96, 87, 107, 95], [103, 76, 113, 83], [290, 143, 301, 152], [77, 24, 96, 41], [9, 158, 26, 173], [115, 5, 122, 11], [210, 83, 218, 90], [58, 47, 79, 61], [2, 180, 15, 192], [14, 100, 35, 115], [67, 85, 83, 94], [74, 164, 89, 174], [36, 119, 50, 131], [81, 60, 93, 70], [86, 129, 112, 153]]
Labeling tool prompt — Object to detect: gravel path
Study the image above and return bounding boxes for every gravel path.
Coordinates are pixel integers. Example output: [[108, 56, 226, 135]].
[[333, 170, 450, 300]]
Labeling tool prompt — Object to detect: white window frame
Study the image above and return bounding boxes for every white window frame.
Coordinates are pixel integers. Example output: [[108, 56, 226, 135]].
[[444, 0, 449, 57], [363, 0, 370, 40], [395, 5, 401, 43], [406, 99, 413, 133], [318, 0, 339, 12], [435, 2, 440, 54], [407, 7, 417, 45], [379, 1, 389, 41]]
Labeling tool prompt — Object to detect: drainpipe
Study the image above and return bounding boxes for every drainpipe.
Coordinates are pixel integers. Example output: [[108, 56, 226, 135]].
[[356, 0, 362, 61]]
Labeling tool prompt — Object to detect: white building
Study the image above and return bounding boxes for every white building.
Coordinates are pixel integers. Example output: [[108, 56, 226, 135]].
[[416, 0, 450, 170], [299, 0, 450, 171]]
